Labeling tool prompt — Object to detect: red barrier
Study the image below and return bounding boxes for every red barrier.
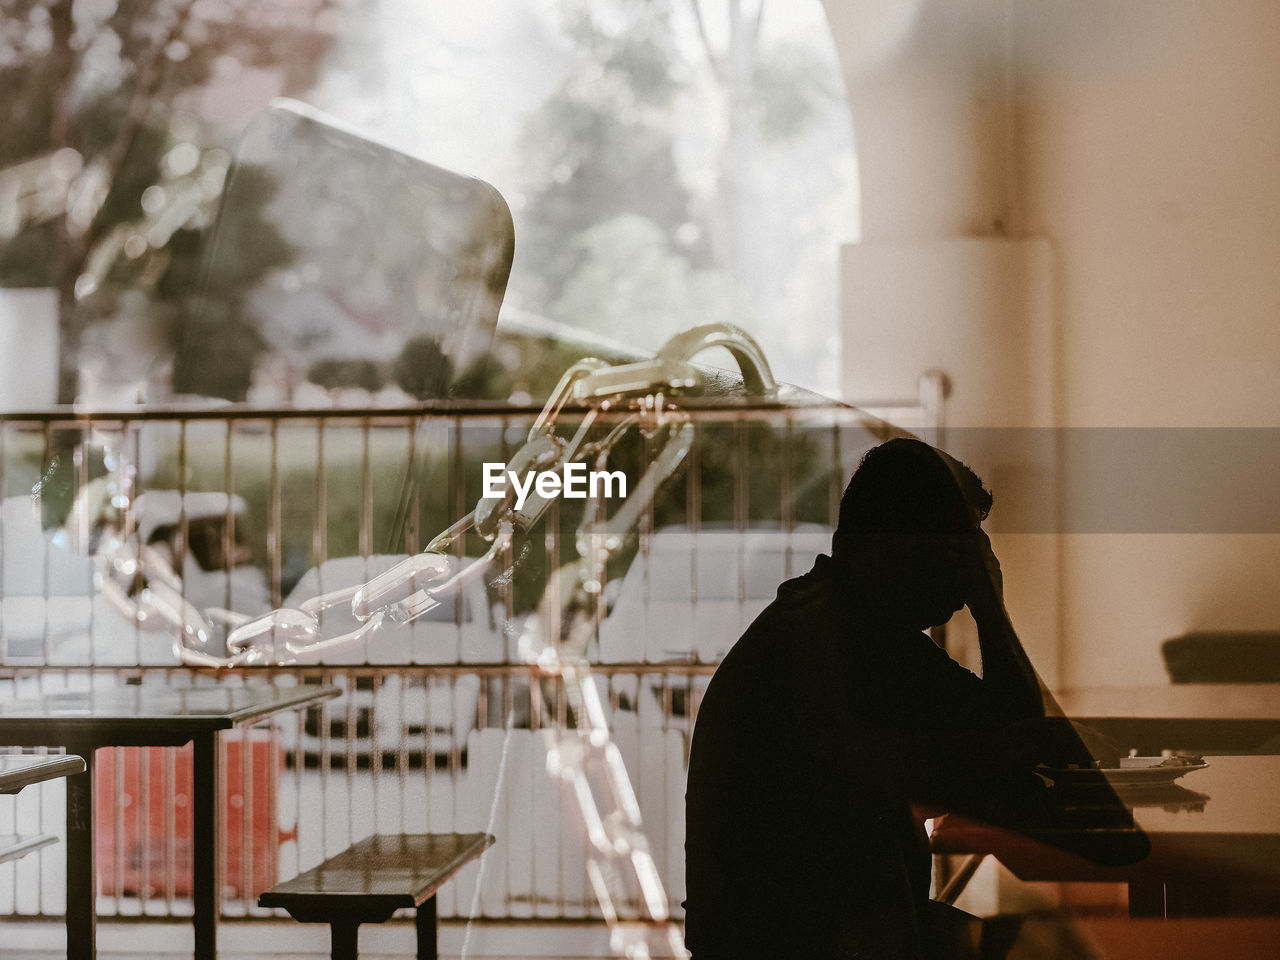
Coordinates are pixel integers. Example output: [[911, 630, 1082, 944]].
[[94, 732, 287, 900]]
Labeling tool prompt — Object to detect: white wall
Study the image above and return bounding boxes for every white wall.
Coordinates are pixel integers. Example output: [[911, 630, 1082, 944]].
[[1014, 0, 1280, 684], [828, 0, 1280, 685], [0, 288, 59, 411], [1013, 0, 1280, 429]]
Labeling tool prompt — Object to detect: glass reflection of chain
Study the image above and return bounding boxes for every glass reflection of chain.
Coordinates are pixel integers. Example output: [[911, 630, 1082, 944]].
[[64, 324, 778, 959]]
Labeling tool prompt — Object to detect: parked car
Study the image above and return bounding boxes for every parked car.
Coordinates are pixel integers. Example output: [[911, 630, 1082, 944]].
[[594, 524, 830, 730], [596, 523, 831, 664], [281, 553, 521, 765], [0, 491, 267, 665]]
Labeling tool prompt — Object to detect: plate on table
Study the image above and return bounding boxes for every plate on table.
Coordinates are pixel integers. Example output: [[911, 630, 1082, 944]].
[[1037, 757, 1209, 787]]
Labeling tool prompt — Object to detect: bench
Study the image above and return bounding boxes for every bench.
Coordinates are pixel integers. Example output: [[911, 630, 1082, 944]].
[[0, 833, 57, 865], [259, 832, 494, 960]]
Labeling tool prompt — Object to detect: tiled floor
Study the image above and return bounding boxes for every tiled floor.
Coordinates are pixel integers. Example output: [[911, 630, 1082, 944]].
[[3, 919, 615, 959]]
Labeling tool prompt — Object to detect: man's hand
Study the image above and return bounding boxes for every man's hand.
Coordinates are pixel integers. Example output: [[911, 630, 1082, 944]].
[[958, 527, 1048, 721], [961, 528, 1006, 626]]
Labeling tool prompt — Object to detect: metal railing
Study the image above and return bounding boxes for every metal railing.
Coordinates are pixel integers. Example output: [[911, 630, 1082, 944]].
[[0, 390, 936, 925]]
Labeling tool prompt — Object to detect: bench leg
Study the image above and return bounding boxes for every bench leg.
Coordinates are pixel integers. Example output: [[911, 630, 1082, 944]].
[[415, 897, 438, 960], [330, 921, 360, 960]]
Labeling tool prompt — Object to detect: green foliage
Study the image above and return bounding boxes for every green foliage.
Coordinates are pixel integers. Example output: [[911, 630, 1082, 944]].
[[171, 294, 265, 401], [88, 119, 166, 245], [558, 0, 683, 108], [393, 335, 454, 400], [0, 221, 56, 287], [549, 214, 745, 348], [162, 162, 293, 401], [308, 358, 383, 392], [0, 0, 337, 399], [513, 0, 701, 312], [753, 41, 837, 144], [508, 0, 852, 384], [453, 329, 613, 402], [191, 164, 294, 292], [449, 354, 510, 401]]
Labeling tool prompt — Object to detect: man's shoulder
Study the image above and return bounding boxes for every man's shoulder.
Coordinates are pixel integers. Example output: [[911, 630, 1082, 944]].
[[714, 560, 841, 674]]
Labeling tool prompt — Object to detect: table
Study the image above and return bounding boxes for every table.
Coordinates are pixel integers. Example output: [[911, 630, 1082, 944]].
[[1052, 684, 1280, 754], [932, 755, 1280, 916], [0, 753, 86, 867], [0, 683, 340, 960], [0, 753, 86, 794]]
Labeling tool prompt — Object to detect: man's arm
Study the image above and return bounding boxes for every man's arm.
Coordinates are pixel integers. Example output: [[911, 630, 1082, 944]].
[[963, 529, 1126, 765], [962, 529, 1051, 721]]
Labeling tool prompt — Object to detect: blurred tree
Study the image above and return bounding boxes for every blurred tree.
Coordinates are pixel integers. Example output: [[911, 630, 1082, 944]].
[[513, 0, 705, 316], [393, 335, 453, 400], [307, 357, 383, 392], [550, 213, 744, 349], [512, 0, 845, 366], [0, 0, 343, 402], [452, 326, 627, 402]]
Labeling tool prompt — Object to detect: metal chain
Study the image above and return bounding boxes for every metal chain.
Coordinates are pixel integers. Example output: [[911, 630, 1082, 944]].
[[64, 322, 778, 958]]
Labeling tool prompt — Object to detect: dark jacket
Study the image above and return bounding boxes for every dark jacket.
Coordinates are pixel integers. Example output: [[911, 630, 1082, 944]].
[[683, 555, 1052, 960]]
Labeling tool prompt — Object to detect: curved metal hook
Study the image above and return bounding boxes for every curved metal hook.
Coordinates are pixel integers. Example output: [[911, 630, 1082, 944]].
[[656, 323, 778, 397]]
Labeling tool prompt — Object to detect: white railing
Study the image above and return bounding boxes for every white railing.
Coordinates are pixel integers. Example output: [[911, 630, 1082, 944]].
[[0, 391, 938, 925]]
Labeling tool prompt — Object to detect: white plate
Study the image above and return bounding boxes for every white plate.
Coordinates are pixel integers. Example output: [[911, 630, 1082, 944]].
[[1038, 760, 1209, 786]]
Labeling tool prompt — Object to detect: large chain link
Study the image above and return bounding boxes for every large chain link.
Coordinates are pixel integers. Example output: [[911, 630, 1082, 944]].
[[62, 322, 777, 958]]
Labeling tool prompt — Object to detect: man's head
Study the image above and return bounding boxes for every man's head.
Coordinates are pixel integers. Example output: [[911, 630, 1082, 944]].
[[832, 438, 992, 627]]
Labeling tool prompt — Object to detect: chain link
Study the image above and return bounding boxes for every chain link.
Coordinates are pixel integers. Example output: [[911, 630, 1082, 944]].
[[53, 323, 777, 958]]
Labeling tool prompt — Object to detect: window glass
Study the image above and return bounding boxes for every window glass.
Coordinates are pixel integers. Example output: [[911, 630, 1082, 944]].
[[310, 0, 859, 394]]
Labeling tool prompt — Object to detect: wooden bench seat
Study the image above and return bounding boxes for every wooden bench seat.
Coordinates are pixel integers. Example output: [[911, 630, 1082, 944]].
[[259, 832, 493, 960], [0, 833, 58, 865]]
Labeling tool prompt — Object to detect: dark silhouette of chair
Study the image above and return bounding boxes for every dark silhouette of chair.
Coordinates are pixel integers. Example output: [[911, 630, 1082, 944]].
[[1161, 632, 1280, 683]]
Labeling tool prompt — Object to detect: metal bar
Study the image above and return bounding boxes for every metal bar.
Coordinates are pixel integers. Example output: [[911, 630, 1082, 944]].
[[330, 921, 359, 960], [241, 727, 253, 912], [451, 417, 466, 663], [319, 669, 333, 859], [63, 738, 96, 960], [191, 731, 221, 960], [0, 397, 866, 422], [112, 749, 125, 914], [163, 743, 176, 908], [415, 897, 438, 960], [405, 417, 420, 554], [315, 418, 327, 568], [223, 421, 235, 612], [360, 419, 373, 560], [370, 673, 383, 833], [177, 420, 189, 585], [0, 421, 6, 658], [0, 662, 717, 681], [269, 419, 283, 607]]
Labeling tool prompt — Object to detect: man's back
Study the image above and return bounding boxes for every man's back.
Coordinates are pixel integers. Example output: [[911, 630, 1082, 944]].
[[684, 555, 1003, 959]]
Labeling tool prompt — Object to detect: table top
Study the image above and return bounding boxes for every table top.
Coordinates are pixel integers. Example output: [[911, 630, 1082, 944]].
[[1049, 685, 1280, 753], [933, 755, 1280, 883], [1053, 684, 1280, 720], [0, 683, 340, 746], [0, 753, 86, 794]]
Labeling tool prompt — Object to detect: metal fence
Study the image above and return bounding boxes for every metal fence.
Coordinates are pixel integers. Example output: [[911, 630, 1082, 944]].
[[0, 391, 937, 924]]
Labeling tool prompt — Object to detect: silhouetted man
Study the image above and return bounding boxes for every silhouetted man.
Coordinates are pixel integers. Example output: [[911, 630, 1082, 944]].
[[684, 438, 1125, 960]]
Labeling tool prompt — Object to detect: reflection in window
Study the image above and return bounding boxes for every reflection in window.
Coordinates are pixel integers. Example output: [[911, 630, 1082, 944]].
[[310, 0, 859, 394]]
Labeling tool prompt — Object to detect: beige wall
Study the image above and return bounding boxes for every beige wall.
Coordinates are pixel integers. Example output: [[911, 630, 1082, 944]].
[[828, 0, 1280, 685]]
